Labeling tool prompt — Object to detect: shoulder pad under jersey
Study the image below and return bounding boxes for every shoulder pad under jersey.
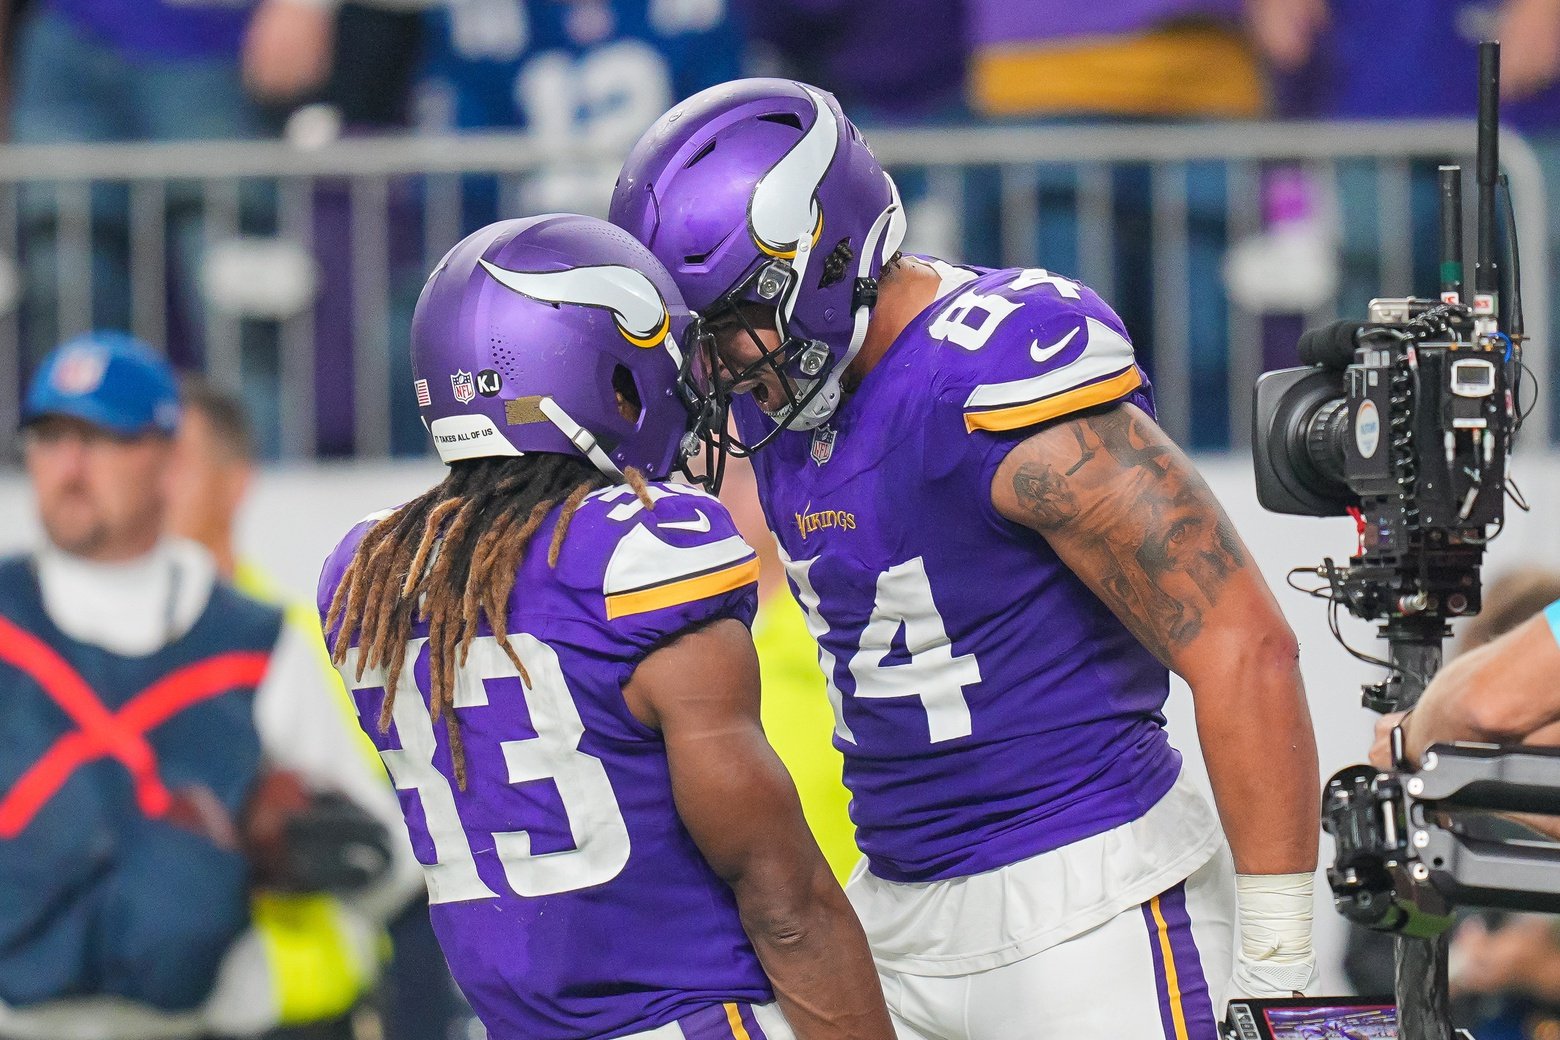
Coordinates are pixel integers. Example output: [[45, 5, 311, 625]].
[[317, 507, 400, 644], [555, 481, 759, 630], [922, 266, 1144, 433]]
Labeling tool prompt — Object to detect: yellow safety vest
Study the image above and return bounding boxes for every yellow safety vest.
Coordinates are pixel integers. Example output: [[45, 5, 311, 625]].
[[235, 562, 386, 1025], [752, 592, 859, 883]]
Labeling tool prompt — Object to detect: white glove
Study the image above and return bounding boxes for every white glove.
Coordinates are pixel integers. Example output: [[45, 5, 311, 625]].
[[1228, 872, 1319, 1000]]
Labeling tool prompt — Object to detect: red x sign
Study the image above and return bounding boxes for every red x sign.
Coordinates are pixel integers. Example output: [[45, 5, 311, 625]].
[[0, 614, 272, 839]]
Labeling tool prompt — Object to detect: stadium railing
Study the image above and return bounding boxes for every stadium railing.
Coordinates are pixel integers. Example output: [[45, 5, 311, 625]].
[[0, 121, 1547, 457]]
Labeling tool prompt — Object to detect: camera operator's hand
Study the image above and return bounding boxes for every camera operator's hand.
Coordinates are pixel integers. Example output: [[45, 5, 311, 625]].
[[1369, 711, 1412, 771], [1499, 0, 1560, 101], [1452, 914, 1560, 1001], [1369, 606, 1560, 772]]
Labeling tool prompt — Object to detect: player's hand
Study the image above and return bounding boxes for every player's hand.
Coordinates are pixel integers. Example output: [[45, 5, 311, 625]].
[[1227, 952, 1318, 1004], [1499, 0, 1560, 100], [1244, 0, 1330, 72], [1369, 712, 1411, 770], [243, 0, 336, 103]]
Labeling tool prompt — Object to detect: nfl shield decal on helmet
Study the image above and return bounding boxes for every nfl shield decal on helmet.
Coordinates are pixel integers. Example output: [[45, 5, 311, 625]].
[[451, 370, 475, 404], [810, 425, 836, 466]]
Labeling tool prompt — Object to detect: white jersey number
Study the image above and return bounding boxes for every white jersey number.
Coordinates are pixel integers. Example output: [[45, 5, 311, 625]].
[[927, 269, 1084, 352], [340, 634, 631, 904], [781, 550, 980, 744]]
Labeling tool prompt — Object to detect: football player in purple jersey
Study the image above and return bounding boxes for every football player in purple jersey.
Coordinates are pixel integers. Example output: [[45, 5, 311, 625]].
[[611, 80, 1321, 1040], [316, 214, 893, 1040]]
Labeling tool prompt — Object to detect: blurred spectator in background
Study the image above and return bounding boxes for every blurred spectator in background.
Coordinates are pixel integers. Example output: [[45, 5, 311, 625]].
[[968, 0, 1263, 120], [167, 375, 473, 1040], [0, 332, 418, 1040], [1241, 0, 1560, 388], [737, 0, 966, 123], [1343, 569, 1560, 1039], [4, 0, 339, 366], [288, 3, 427, 460], [958, 0, 1265, 447], [719, 457, 857, 883], [416, 0, 745, 221]]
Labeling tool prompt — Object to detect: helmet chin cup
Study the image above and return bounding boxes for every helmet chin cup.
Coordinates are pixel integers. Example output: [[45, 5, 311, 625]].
[[785, 371, 842, 432]]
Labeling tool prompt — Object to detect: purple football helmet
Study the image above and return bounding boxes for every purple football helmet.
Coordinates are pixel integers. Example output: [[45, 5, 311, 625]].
[[411, 214, 703, 483], [610, 78, 906, 453]]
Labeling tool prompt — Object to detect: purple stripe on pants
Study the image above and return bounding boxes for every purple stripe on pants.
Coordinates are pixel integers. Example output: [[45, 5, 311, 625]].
[[736, 1002, 767, 1039], [674, 1004, 734, 1040], [1140, 881, 1219, 1040], [673, 1003, 769, 1040]]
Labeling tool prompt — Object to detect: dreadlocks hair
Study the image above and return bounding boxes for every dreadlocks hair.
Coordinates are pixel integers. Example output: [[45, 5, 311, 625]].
[[324, 453, 657, 789]]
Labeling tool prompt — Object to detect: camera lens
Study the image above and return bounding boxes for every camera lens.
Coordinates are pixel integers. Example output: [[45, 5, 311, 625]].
[[1303, 397, 1351, 488]]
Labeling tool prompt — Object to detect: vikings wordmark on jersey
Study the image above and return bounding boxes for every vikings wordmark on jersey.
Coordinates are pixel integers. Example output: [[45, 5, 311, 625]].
[[740, 259, 1177, 884], [318, 483, 769, 1040]]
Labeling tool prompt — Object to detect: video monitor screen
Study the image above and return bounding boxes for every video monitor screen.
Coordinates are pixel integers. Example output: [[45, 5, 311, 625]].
[[1261, 1004, 1397, 1040]]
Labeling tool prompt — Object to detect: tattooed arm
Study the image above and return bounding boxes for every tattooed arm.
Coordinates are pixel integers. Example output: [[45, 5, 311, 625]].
[[990, 402, 1319, 875]]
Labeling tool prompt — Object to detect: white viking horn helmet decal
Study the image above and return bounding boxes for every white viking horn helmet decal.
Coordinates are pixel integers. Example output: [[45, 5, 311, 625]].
[[479, 259, 677, 356], [748, 85, 838, 259]]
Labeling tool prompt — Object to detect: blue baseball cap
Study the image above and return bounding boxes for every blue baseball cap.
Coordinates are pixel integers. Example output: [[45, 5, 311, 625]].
[[22, 332, 181, 437]]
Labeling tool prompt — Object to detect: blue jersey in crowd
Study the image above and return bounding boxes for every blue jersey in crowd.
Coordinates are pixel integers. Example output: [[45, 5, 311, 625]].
[[419, 0, 743, 215]]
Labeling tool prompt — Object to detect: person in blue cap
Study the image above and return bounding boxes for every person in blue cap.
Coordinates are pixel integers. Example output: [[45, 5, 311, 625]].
[[0, 332, 419, 1040]]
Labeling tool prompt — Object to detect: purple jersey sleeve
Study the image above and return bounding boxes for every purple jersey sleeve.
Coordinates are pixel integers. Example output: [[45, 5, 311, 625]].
[[551, 483, 760, 676], [921, 267, 1155, 512], [316, 509, 393, 646]]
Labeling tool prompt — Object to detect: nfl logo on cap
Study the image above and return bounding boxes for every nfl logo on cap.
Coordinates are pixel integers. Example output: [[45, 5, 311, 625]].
[[52, 345, 109, 396], [450, 370, 475, 404]]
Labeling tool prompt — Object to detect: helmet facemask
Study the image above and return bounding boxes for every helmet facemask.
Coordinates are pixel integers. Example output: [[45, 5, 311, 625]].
[[688, 256, 834, 441]]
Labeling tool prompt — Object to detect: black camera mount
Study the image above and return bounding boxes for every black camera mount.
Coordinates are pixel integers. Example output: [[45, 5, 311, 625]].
[[1247, 41, 1541, 1040]]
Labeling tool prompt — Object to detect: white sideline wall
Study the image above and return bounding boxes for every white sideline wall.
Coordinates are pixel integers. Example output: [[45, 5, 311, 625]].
[[4, 451, 1560, 996]]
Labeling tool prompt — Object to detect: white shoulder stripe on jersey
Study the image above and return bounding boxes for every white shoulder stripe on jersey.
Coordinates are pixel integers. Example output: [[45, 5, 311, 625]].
[[603, 525, 756, 597], [962, 317, 1135, 411], [924, 257, 979, 298]]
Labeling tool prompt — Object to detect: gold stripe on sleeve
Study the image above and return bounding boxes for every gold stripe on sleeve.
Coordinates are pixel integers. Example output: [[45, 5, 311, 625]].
[[964, 367, 1142, 433], [604, 558, 761, 621]]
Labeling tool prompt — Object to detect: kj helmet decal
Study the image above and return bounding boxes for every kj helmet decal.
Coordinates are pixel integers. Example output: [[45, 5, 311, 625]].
[[478, 259, 679, 358]]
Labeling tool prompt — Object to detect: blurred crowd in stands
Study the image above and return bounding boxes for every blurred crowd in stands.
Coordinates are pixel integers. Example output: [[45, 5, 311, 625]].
[[3, 3, 1560, 1039], [0, 0, 1557, 456]]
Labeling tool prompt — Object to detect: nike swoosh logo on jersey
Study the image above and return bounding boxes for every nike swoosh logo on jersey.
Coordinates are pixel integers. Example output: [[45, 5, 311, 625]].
[[1030, 326, 1081, 364], [660, 510, 712, 534]]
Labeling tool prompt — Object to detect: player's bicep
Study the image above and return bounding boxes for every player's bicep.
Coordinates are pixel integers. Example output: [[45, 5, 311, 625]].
[[990, 402, 1261, 669], [623, 619, 820, 890]]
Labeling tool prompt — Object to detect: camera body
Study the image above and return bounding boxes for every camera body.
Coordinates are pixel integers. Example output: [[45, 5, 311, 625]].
[[1253, 298, 1511, 629]]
